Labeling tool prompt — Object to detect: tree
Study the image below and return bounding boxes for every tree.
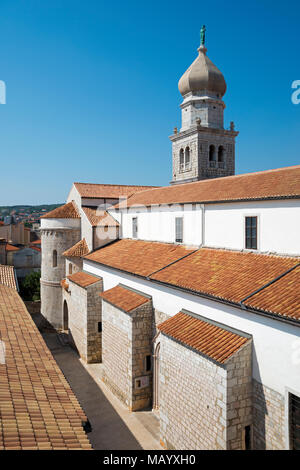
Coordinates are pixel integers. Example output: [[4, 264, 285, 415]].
[[20, 271, 41, 301]]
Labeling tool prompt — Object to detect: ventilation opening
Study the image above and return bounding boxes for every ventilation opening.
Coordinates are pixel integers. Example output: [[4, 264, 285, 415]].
[[145, 354, 152, 372], [98, 322, 102, 333]]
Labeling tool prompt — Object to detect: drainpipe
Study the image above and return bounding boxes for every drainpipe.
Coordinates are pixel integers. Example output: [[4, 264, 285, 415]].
[[201, 204, 205, 247]]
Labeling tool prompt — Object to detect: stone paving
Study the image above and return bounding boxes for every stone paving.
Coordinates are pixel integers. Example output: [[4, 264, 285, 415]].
[[42, 331, 161, 450]]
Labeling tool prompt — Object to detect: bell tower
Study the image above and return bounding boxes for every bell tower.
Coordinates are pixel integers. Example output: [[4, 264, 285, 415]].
[[170, 27, 239, 184]]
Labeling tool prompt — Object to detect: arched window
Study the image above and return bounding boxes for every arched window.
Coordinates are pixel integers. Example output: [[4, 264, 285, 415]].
[[218, 146, 225, 168], [218, 146, 225, 162], [63, 300, 68, 331], [185, 147, 190, 168], [53, 250, 57, 267], [69, 263, 72, 275], [179, 149, 184, 170], [209, 145, 216, 161]]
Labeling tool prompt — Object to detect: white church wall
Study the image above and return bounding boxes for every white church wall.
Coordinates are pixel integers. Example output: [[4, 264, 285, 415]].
[[115, 198, 300, 255], [83, 258, 300, 399], [119, 204, 202, 246], [66, 185, 82, 209], [80, 209, 93, 251], [40, 218, 81, 230], [204, 199, 300, 255]]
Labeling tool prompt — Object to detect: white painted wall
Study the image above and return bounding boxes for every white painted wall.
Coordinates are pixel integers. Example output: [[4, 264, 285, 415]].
[[117, 204, 202, 246], [113, 199, 300, 255], [40, 218, 81, 230], [204, 200, 300, 255], [83, 258, 300, 398]]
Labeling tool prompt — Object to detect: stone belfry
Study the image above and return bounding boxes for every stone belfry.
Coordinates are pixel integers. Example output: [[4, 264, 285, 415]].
[[170, 26, 239, 184]]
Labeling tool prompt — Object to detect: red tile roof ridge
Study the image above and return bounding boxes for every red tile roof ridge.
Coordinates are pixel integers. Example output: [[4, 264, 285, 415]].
[[74, 182, 160, 188]]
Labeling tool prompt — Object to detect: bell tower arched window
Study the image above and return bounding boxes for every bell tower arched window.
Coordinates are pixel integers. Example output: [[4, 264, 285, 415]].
[[179, 149, 184, 171], [209, 145, 216, 167], [179, 147, 191, 172], [185, 147, 190, 169], [218, 145, 225, 168]]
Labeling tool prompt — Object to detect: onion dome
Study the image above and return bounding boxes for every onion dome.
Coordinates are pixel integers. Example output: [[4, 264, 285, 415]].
[[178, 28, 226, 97]]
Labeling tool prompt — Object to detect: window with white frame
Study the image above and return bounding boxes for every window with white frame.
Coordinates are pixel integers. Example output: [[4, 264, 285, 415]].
[[175, 217, 183, 243], [245, 216, 257, 250], [132, 217, 138, 239]]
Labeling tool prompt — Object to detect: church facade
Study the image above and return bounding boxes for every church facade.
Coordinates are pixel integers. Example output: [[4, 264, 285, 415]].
[[40, 34, 300, 450]]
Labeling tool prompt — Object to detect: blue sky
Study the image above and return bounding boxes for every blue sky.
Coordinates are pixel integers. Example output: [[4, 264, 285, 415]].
[[0, 0, 299, 205]]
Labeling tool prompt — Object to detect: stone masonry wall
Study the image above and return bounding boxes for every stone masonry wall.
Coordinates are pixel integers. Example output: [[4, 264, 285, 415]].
[[63, 277, 103, 363], [131, 302, 153, 411], [252, 379, 285, 450], [226, 341, 252, 449], [159, 335, 228, 450], [102, 301, 132, 406], [102, 297, 153, 411]]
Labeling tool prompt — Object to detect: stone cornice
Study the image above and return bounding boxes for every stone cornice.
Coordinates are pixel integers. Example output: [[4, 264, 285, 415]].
[[170, 126, 239, 142]]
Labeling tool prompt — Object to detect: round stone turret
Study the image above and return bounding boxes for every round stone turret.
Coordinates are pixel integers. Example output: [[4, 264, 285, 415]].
[[40, 201, 81, 329]]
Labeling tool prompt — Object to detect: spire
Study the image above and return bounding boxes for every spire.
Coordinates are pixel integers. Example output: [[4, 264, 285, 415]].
[[200, 25, 206, 46], [198, 25, 207, 54]]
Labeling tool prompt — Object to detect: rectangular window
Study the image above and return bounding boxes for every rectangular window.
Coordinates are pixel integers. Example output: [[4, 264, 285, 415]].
[[132, 217, 138, 239], [175, 217, 183, 243], [98, 322, 102, 333], [290, 393, 300, 450], [145, 355, 152, 372], [244, 425, 251, 450], [245, 216, 257, 249]]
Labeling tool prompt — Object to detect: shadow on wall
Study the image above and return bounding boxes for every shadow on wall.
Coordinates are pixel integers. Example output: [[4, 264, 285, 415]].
[[42, 332, 143, 450], [252, 346, 267, 450]]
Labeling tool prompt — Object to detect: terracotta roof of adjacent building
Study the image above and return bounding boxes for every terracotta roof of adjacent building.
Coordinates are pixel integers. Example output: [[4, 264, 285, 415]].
[[0, 285, 92, 450], [5, 243, 20, 252], [41, 201, 80, 219], [100, 285, 150, 313], [82, 207, 119, 227], [63, 239, 89, 258], [67, 271, 101, 288], [85, 240, 300, 323], [243, 264, 300, 320], [85, 239, 195, 277], [157, 311, 250, 364], [74, 183, 159, 199], [0, 265, 17, 290], [151, 248, 299, 305], [115, 165, 300, 208]]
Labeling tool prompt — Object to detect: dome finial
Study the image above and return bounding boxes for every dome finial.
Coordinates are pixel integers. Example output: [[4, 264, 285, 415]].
[[200, 25, 206, 46]]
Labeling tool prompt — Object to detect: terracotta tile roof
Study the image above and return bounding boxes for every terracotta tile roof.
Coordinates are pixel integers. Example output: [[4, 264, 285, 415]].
[[5, 244, 19, 252], [67, 271, 101, 288], [115, 165, 300, 208], [85, 240, 300, 322], [74, 183, 159, 199], [157, 311, 250, 364], [60, 279, 69, 291], [151, 247, 299, 304], [243, 265, 300, 320], [0, 265, 17, 290], [85, 239, 195, 277], [31, 240, 41, 245], [63, 239, 89, 258], [100, 285, 150, 313], [0, 285, 92, 450], [41, 201, 80, 219], [82, 207, 119, 227]]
